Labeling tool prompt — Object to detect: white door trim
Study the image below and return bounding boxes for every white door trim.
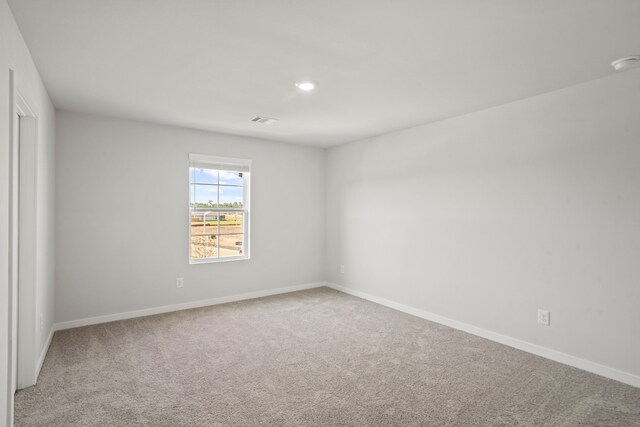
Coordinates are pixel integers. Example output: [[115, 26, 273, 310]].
[[5, 70, 17, 427], [6, 71, 39, 427], [14, 89, 39, 391]]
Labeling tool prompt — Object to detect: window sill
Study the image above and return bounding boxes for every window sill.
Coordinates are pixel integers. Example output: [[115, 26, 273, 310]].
[[189, 255, 250, 265]]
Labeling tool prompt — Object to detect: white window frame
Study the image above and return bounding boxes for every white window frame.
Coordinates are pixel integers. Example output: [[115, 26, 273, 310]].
[[188, 154, 251, 264]]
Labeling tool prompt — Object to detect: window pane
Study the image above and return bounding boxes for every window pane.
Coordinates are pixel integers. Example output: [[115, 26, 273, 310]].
[[218, 185, 244, 207], [191, 167, 218, 184], [190, 210, 219, 236], [192, 184, 218, 207], [219, 234, 244, 257], [218, 211, 243, 235], [218, 170, 243, 186], [190, 235, 218, 259]]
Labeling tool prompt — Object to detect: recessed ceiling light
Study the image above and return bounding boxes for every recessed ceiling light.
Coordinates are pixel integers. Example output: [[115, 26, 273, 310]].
[[295, 81, 317, 91], [611, 55, 640, 71]]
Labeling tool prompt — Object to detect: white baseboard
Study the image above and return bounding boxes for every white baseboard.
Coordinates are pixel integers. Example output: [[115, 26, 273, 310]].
[[324, 282, 640, 389], [36, 327, 54, 381], [54, 282, 324, 331]]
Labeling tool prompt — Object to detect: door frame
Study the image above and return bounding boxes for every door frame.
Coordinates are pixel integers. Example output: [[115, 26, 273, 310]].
[[6, 70, 39, 426], [15, 86, 38, 390]]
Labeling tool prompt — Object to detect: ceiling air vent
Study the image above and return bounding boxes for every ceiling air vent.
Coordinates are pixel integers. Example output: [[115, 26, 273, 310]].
[[250, 116, 278, 125]]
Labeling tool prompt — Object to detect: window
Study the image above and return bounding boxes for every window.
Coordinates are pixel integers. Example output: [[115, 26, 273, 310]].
[[189, 154, 251, 263]]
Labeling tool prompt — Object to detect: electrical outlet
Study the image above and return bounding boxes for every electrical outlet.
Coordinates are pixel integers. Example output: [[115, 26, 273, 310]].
[[176, 278, 184, 288], [340, 265, 345, 274], [537, 309, 550, 326]]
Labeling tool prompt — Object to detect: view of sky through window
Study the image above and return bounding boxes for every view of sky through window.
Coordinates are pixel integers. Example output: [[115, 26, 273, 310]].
[[190, 168, 244, 207]]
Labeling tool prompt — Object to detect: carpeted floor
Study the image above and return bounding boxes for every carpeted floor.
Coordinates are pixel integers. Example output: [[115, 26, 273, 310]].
[[15, 287, 640, 426]]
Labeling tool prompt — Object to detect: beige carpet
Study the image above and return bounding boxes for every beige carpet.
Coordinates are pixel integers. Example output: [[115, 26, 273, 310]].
[[15, 287, 640, 426]]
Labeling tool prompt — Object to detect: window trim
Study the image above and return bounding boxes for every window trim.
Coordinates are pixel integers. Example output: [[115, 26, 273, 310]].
[[188, 154, 251, 264]]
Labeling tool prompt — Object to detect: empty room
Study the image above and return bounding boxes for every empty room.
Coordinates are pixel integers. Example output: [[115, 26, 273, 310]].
[[1, 0, 640, 425]]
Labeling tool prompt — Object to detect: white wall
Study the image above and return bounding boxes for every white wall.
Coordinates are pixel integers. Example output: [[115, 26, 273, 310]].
[[326, 69, 640, 381], [0, 0, 55, 424], [55, 111, 325, 323]]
